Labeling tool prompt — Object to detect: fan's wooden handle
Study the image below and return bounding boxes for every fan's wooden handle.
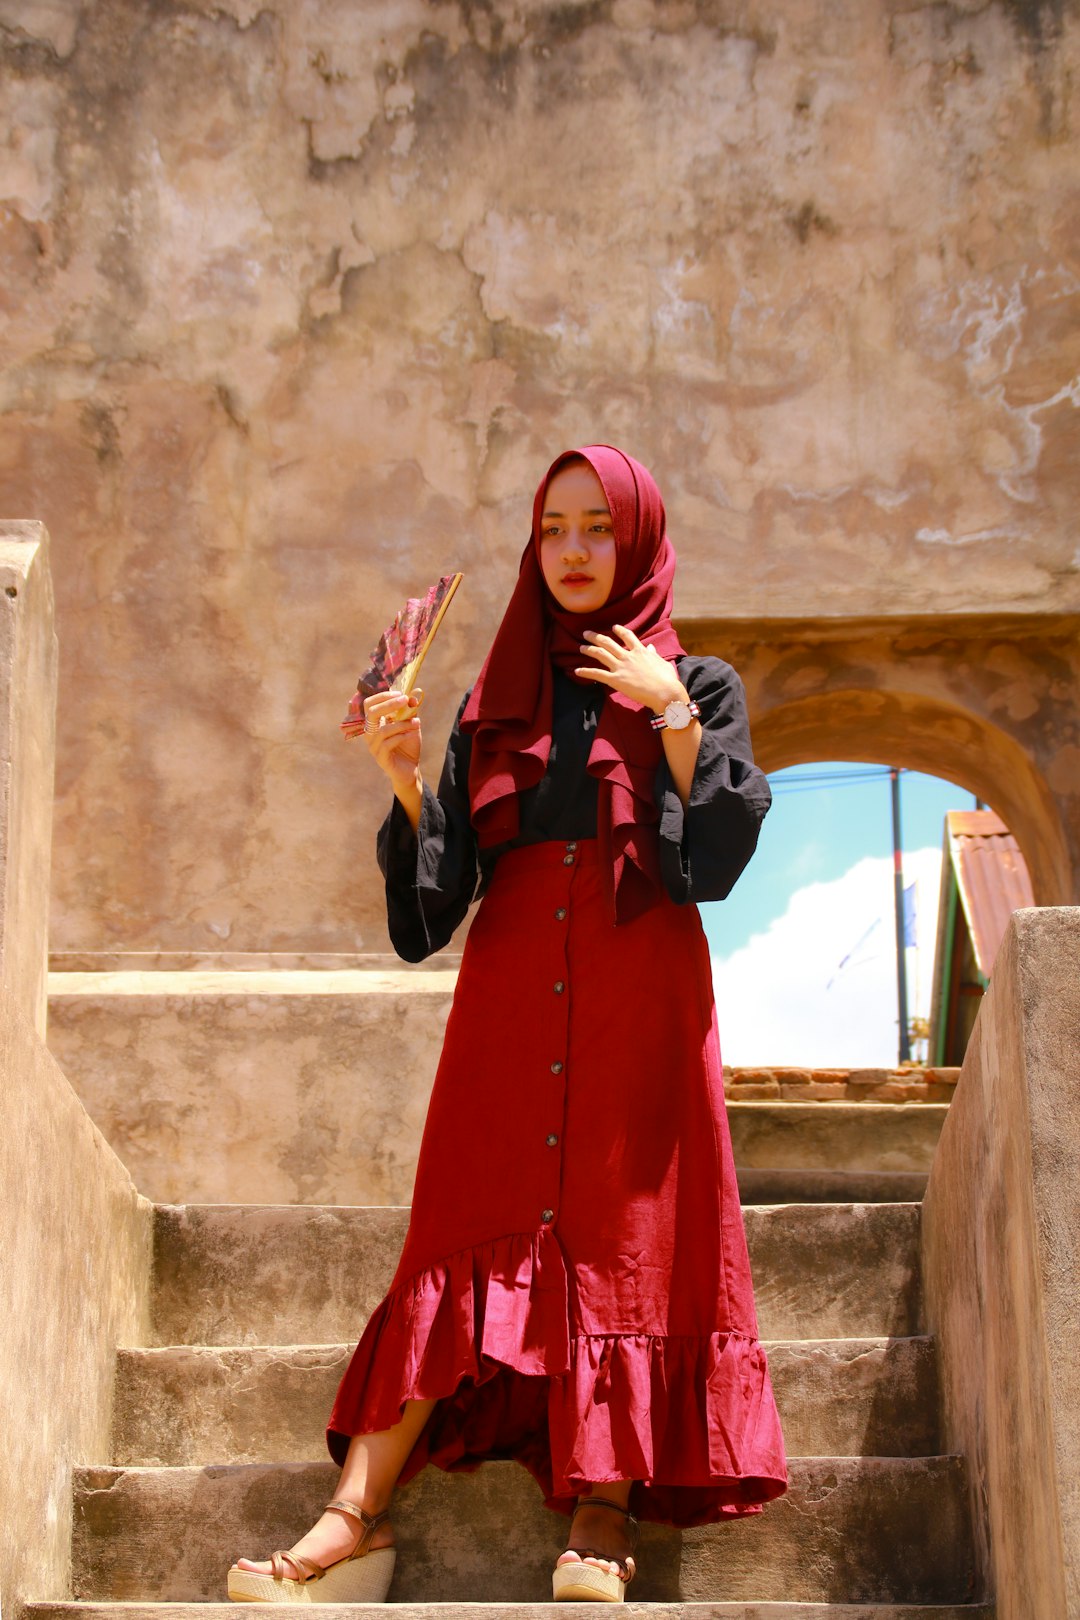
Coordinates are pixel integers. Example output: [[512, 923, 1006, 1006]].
[[398, 572, 463, 695]]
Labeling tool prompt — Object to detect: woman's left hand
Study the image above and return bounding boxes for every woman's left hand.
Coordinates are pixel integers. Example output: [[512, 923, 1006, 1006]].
[[575, 625, 688, 713]]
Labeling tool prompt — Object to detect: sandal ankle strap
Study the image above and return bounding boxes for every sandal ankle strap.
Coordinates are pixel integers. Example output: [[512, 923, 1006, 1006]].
[[325, 1498, 390, 1533], [325, 1497, 391, 1558], [571, 1495, 640, 1550]]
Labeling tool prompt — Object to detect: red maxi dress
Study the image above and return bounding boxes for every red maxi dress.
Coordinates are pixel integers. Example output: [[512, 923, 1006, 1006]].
[[328, 656, 788, 1526]]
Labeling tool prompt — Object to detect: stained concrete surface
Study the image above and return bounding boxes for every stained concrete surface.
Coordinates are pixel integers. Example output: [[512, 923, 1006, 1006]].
[[922, 907, 1080, 1619], [27, 1604, 998, 1620], [45, 967, 949, 1206], [149, 1201, 922, 1347], [1, 990, 152, 1615], [0, 527, 151, 1620], [112, 1335, 939, 1467], [70, 1456, 974, 1604], [27, 1605, 998, 1620], [47, 970, 456, 1206]]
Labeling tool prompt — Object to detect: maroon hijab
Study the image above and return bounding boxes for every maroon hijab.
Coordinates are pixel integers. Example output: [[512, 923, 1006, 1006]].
[[462, 445, 686, 924]]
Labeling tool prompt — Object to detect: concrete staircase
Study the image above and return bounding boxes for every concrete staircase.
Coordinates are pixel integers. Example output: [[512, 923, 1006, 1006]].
[[24, 1154, 992, 1618]]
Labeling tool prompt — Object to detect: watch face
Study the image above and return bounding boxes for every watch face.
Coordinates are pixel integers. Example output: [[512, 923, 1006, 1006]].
[[664, 700, 693, 731]]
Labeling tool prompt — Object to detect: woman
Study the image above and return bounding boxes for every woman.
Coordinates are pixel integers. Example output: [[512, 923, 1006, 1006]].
[[229, 445, 787, 1606]]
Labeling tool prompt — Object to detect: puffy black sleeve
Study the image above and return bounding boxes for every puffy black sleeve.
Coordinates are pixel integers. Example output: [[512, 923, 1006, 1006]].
[[376, 693, 480, 962], [656, 656, 771, 905]]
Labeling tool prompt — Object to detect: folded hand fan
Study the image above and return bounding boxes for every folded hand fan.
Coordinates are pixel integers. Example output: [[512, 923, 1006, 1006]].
[[340, 571, 463, 739]]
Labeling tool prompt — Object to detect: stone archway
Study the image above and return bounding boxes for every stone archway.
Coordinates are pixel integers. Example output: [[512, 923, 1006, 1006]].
[[678, 614, 1080, 907]]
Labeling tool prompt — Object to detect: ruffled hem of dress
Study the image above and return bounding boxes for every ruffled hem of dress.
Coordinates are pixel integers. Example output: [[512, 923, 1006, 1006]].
[[327, 1227, 788, 1528]]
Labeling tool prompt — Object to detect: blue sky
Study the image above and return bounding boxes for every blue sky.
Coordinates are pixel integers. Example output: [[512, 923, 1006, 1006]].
[[702, 764, 973, 959], [702, 765, 978, 1066]]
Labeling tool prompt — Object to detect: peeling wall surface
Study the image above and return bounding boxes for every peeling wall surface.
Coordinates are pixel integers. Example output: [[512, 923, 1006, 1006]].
[[1, 0, 1078, 950]]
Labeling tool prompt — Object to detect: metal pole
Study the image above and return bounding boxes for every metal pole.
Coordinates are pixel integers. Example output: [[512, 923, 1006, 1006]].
[[890, 768, 911, 1064]]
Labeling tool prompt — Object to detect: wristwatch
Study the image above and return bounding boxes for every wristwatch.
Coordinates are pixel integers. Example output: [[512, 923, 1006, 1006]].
[[649, 697, 701, 732]]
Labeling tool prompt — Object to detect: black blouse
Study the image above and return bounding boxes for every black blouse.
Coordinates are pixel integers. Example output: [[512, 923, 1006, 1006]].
[[377, 655, 771, 962]]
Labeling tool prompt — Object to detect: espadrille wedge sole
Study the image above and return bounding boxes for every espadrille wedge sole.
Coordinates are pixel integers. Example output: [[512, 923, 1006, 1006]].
[[552, 1557, 627, 1602], [227, 1498, 395, 1605], [552, 1494, 638, 1604], [227, 1547, 395, 1604]]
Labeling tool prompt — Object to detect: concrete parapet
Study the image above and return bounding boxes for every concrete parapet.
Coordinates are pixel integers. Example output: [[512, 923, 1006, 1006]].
[[47, 970, 456, 1207], [1, 987, 152, 1618], [921, 907, 1080, 1619], [0, 523, 57, 1035], [46, 969, 953, 1207]]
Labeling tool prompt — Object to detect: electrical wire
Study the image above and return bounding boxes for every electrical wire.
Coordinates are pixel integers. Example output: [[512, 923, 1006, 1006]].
[[769, 766, 898, 794]]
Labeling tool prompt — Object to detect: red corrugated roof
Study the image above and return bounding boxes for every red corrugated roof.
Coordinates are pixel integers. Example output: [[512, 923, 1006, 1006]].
[[947, 810, 1035, 979]]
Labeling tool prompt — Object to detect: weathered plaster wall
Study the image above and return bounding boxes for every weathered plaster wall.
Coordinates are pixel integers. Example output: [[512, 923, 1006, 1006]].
[[922, 907, 1080, 1618], [1, 0, 1078, 949]]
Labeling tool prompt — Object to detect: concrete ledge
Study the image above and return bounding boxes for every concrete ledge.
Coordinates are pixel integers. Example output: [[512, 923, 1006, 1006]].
[[70, 1456, 975, 1604], [732, 1102, 945, 1201], [29, 1602, 997, 1619], [48, 973, 457, 1207], [736, 1169, 929, 1203], [47, 969, 955, 1208], [922, 907, 1080, 1619], [149, 1202, 922, 1347], [729, 1103, 947, 1168], [112, 1335, 939, 1466]]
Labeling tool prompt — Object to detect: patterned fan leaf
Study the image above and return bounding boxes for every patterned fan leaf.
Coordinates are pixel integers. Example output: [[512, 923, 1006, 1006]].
[[341, 572, 463, 737]]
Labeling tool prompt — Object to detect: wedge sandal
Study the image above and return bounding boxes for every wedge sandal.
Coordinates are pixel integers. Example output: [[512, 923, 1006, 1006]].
[[552, 1494, 639, 1603], [227, 1498, 396, 1604]]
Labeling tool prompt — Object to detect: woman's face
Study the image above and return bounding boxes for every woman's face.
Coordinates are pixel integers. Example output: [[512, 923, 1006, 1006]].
[[538, 460, 617, 614]]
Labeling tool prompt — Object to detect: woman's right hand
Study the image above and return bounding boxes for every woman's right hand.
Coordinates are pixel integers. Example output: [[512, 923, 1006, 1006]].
[[362, 689, 424, 829]]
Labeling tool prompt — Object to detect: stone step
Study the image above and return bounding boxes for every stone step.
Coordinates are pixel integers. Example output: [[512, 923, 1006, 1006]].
[[30, 1604, 995, 1619], [735, 1169, 929, 1203], [46, 970, 457, 1209], [113, 1336, 939, 1466], [730, 1102, 946, 1171], [70, 1456, 975, 1605], [47, 970, 954, 1208], [733, 1102, 944, 1203], [150, 1203, 922, 1347]]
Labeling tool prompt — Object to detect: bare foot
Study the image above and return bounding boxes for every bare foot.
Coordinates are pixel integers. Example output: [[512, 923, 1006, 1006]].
[[556, 1500, 636, 1582], [234, 1504, 394, 1578]]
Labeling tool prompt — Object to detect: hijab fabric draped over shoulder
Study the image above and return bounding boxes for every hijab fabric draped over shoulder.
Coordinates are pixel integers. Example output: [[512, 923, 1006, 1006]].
[[461, 445, 687, 924]]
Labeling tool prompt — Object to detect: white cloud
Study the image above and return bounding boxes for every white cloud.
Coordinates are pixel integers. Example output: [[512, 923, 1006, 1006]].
[[711, 847, 942, 1068]]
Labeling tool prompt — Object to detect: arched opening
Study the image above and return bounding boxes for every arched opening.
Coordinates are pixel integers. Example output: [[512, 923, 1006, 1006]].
[[680, 613, 1079, 1068], [750, 688, 1069, 907], [677, 611, 1080, 916]]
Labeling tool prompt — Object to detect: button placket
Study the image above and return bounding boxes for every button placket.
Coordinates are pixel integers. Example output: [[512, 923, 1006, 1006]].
[[541, 846, 576, 1231]]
